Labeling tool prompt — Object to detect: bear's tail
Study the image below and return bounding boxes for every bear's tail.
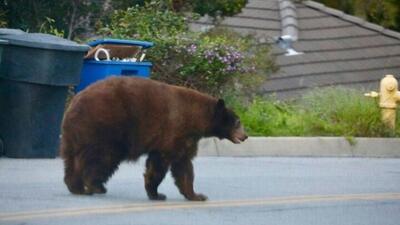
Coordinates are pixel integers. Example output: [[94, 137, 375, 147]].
[[60, 141, 85, 195]]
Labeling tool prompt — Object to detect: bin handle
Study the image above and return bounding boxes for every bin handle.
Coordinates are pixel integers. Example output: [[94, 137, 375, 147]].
[[94, 48, 110, 61], [139, 53, 146, 62]]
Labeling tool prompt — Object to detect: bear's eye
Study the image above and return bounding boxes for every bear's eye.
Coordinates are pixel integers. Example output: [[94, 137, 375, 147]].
[[234, 120, 241, 128]]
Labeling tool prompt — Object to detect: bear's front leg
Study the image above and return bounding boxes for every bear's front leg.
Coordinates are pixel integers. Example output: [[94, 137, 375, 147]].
[[171, 158, 207, 201], [144, 152, 170, 200]]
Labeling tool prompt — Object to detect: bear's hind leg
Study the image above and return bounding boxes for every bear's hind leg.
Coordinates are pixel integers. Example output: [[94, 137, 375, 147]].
[[144, 151, 170, 200], [171, 158, 207, 201]]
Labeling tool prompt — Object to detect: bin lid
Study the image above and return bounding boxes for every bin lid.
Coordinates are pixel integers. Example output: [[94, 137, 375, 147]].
[[0, 28, 25, 36], [0, 39, 8, 45], [88, 38, 154, 49], [1, 33, 90, 52]]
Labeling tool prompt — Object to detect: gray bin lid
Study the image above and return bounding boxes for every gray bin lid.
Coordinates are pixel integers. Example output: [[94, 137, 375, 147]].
[[1, 33, 89, 52], [0, 28, 25, 36]]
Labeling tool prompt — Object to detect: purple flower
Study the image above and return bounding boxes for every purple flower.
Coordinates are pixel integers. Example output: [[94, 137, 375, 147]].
[[204, 50, 215, 59], [225, 65, 237, 73], [186, 44, 197, 55]]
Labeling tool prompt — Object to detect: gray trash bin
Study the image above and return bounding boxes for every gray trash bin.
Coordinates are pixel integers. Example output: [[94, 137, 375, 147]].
[[0, 32, 89, 158], [0, 39, 7, 61], [0, 39, 8, 156], [0, 28, 25, 37]]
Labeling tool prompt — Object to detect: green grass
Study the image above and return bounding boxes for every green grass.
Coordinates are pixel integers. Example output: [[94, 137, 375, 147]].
[[227, 87, 400, 137]]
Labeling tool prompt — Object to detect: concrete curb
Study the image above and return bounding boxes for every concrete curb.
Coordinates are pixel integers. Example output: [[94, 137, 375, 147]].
[[198, 137, 400, 158]]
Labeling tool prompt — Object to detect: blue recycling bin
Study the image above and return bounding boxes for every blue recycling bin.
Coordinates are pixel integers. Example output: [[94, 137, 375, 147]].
[[76, 39, 154, 92]]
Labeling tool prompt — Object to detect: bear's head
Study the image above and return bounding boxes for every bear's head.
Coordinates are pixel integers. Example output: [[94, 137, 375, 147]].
[[212, 99, 248, 144]]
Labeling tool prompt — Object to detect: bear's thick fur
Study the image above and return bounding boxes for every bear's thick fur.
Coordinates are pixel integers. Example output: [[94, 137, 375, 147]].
[[60, 77, 247, 201]]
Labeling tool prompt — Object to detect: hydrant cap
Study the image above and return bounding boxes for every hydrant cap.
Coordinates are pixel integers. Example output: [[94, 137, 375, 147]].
[[381, 74, 398, 92]]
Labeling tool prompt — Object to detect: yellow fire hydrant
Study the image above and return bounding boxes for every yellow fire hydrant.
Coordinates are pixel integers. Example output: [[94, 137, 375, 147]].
[[365, 74, 400, 130]]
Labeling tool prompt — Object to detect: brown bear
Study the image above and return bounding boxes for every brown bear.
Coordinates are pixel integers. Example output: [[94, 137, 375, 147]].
[[60, 76, 247, 201]]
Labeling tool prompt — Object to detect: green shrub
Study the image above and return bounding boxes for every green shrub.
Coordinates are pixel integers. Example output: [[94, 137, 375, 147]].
[[314, 0, 400, 32], [0, 10, 7, 28], [191, 0, 248, 17], [230, 97, 305, 136], [39, 17, 65, 37], [228, 87, 400, 137], [101, 1, 188, 40], [108, 0, 248, 18]]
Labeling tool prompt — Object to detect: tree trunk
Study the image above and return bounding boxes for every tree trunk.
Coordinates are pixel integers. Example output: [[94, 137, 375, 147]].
[[67, 0, 79, 40]]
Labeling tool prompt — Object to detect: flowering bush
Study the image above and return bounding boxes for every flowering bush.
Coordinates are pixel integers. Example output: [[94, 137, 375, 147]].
[[154, 30, 274, 95], [185, 44, 252, 75], [99, 1, 275, 96]]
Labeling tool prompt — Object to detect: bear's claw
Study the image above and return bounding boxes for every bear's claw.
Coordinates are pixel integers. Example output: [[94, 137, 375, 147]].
[[84, 184, 107, 195], [187, 193, 208, 201], [148, 193, 167, 201]]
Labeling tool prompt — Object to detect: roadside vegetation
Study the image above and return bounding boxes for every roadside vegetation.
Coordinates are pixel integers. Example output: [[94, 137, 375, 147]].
[[226, 87, 400, 137]]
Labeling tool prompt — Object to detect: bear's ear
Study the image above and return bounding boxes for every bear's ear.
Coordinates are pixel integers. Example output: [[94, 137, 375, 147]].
[[216, 99, 225, 109], [214, 99, 226, 119]]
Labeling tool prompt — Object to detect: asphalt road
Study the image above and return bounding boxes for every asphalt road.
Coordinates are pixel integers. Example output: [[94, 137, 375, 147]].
[[1, 157, 400, 225]]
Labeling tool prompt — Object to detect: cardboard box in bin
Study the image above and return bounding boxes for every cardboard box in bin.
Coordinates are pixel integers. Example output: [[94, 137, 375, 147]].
[[76, 39, 154, 92]]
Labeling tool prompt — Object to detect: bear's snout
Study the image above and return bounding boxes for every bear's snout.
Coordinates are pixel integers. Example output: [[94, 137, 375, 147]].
[[231, 133, 248, 144], [230, 125, 248, 144]]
